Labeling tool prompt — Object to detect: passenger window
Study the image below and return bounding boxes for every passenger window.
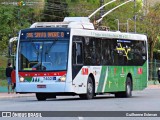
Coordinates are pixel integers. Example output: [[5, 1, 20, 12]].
[[72, 42, 83, 65]]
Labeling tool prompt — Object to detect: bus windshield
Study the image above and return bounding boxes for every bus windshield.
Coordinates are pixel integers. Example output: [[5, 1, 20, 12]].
[[19, 40, 69, 71]]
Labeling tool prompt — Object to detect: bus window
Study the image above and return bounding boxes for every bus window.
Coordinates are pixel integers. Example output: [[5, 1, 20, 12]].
[[72, 42, 76, 64], [72, 41, 83, 65], [76, 43, 83, 64], [19, 40, 69, 71]]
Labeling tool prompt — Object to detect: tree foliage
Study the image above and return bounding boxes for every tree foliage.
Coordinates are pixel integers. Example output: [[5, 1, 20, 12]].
[[42, 0, 69, 22], [0, 0, 160, 63], [139, 4, 160, 61], [0, 1, 44, 55]]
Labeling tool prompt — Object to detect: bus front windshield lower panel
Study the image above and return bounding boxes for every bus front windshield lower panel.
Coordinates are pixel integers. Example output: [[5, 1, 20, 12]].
[[19, 40, 69, 71]]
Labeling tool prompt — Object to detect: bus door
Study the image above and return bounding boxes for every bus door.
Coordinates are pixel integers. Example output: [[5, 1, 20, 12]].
[[72, 39, 86, 92]]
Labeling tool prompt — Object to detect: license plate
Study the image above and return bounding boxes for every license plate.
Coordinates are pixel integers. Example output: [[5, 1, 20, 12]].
[[37, 85, 46, 88]]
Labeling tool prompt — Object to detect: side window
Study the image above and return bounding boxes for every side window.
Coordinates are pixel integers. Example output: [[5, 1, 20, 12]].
[[76, 42, 83, 64], [102, 39, 113, 65], [72, 37, 83, 65], [84, 37, 92, 65], [115, 40, 131, 65], [94, 38, 101, 65], [72, 42, 76, 64], [84, 38, 101, 65], [132, 41, 147, 66]]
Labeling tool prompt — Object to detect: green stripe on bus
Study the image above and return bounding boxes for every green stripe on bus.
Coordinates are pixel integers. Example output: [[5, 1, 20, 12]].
[[97, 66, 107, 92]]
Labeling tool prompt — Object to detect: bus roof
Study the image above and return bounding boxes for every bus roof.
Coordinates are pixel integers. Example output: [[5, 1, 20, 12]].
[[27, 17, 147, 41], [30, 17, 94, 30], [71, 29, 147, 41]]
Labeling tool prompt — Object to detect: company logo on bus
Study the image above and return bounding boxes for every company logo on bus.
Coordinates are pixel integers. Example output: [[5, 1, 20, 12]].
[[138, 68, 143, 74], [82, 68, 88, 75]]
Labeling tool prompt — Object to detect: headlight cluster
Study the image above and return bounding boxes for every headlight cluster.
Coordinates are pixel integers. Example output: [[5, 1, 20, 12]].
[[58, 74, 66, 82], [19, 75, 66, 82], [19, 76, 25, 82]]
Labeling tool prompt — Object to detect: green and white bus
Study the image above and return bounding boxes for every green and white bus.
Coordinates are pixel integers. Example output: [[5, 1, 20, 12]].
[[16, 17, 148, 100]]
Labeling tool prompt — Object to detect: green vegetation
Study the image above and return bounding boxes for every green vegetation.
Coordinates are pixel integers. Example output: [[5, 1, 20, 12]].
[[0, 0, 44, 56], [0, 79, 7, 87], [42, 0, 68, 22], [0, 56, 7, 68]]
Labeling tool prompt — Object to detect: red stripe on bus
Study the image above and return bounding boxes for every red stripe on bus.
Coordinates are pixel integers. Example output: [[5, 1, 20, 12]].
[[19, 71, 66, 77]]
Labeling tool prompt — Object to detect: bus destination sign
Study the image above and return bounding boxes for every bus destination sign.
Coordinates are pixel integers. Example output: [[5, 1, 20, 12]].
[[26, 32, 65, 39]]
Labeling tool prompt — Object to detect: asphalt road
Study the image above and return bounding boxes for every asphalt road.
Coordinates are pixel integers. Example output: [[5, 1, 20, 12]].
[[0, 87, 160, 120]]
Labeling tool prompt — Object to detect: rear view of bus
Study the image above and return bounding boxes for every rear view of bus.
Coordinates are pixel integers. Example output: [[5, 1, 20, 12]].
[[16, 26, 70, 100]]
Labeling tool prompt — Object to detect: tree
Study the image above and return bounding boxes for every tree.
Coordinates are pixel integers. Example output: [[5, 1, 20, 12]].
[[0, 2, 42, 55], [42, 0, 69, 22], [66, 0, 99, 17], [140, 4, 160, 62], [135, 3, 160, 80]]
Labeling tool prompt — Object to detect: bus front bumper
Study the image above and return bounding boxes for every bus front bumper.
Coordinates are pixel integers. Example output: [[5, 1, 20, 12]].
[[16, 82, 69, 93]]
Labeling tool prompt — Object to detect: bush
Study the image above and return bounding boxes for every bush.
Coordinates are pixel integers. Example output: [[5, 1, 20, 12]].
[[0, 79, 7, 87], [0, 68, 6, 80]]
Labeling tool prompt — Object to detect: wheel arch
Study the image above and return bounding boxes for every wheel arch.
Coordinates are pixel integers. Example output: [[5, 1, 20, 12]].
[[127, 73, 133, 90]]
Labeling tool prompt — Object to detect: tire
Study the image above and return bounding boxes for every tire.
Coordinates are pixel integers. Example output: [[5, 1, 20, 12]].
[[36, 93, 47, 101], [115, 77, 132, 98], [125, 77, 132, 97], [79, 76, 94, 100]]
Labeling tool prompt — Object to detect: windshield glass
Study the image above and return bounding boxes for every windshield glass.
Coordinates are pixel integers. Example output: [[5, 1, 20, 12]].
[[19, 40, 69, 71]]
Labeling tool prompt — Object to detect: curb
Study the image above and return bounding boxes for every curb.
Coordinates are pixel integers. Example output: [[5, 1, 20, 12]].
[[0, 93, 35, 99], [147, 85, 160, 89]]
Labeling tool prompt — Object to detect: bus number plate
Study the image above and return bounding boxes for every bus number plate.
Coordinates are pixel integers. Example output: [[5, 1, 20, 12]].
[[43, 77, 56, 81]]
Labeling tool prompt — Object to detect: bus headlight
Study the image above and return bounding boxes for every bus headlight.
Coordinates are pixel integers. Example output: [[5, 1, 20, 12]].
[[58, 74, 66, 82], [19, 76, 25, 82]]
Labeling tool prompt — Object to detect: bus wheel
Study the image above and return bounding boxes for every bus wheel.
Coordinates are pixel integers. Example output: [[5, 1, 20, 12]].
[[115, 77, 132, 98], [125, 77, 132, 97], [36, 93, 47, 101], [79, 76, 94, 100]]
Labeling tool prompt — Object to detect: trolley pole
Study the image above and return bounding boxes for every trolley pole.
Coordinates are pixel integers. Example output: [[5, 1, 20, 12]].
[[88, 0, 116, 19], [96, 0, 134, 24]]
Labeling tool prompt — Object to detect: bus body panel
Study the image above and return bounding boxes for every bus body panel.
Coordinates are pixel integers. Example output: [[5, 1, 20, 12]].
[[71, 29, 148, 94], [72, 62, 147, 94], [16, 82, 66, 93]]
